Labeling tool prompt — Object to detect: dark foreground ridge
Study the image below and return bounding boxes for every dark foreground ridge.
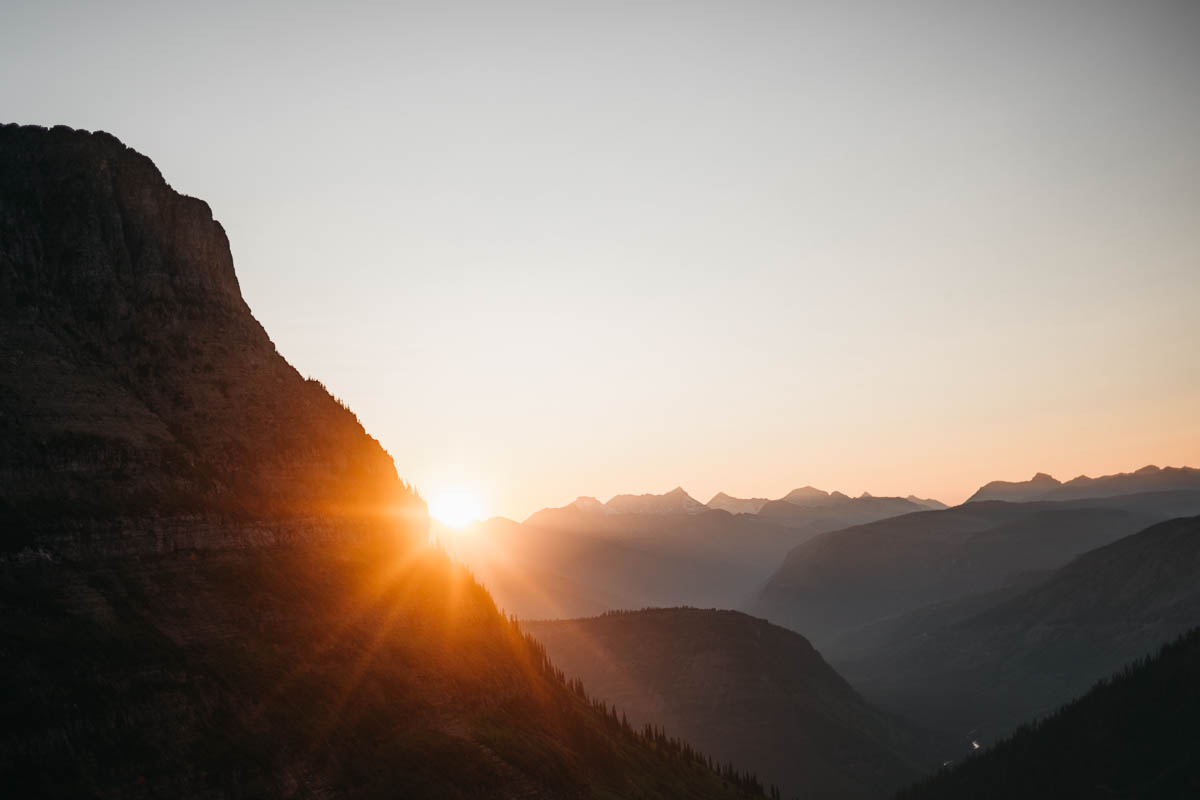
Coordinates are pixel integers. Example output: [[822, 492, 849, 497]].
[[897, 627, 1200, 800], [0, 124, 764, 799], [0, 122, 417, 539]]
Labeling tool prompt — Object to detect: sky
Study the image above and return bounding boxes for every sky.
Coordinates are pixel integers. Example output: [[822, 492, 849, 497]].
[[3, 0, 1199, 520]]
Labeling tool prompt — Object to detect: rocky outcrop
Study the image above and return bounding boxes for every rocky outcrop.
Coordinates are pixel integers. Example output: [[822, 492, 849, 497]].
[[0, 124, 422, 543]]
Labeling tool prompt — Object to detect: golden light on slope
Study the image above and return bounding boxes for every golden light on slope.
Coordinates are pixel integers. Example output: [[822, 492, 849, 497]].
[[430, 487, 485, 528]]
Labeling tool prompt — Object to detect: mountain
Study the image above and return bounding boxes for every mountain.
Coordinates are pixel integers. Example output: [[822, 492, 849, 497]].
[[0, 124, 413, 537], [966, 472, 1062, 503], [907, 495, 948, 510], [836, 514, 1200, 746], [753, 493, 1200, 649], [526, 608, 936, 800], [897, 627, 1200, 800], [781, 485, 847, 506], [706, 492, 769, 515], [446, 508, 813, 619], [450, 484, 949, 621], [965, 464, 1200, 504], [0, 124, 761, 799], [754, 492, 928, 539], [600, 486, 707, 515]]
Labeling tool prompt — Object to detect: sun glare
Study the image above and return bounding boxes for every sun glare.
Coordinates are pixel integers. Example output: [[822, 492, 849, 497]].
[[430, 488, 484, 528]]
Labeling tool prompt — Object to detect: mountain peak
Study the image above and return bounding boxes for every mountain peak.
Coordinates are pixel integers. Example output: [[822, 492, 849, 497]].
[[706, 492, 769, 515], [966, 472, 1063, 503], [604, 487, 706, 515], [569, 496, 610, 513]]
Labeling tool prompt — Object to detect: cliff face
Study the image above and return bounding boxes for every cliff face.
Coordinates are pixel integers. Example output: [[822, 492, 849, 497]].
[[0, 125, 760, 799], [0, 124, 417, 537]]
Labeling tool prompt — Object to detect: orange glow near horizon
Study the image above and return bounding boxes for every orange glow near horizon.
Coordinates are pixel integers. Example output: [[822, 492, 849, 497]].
[[429, 487, 486, 528]]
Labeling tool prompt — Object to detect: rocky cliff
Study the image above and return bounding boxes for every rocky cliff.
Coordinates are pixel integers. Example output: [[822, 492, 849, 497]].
[[0, 123, 418, 542], [0, 125, 761, 799]]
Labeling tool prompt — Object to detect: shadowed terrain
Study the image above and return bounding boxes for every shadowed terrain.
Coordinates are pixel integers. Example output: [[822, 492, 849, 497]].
[[753, 493, 1200, 649], [0, 124, 764, 799], [526, 608, 938, 800], [836, 514, 1200, 745], [897, 627, 1200, 800]]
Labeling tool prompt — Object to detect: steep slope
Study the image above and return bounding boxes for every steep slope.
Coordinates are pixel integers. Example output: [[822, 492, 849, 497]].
[[526, 609, 935, 800], [897, 628, 1200, 800], [838, 514, 1200, 745], [0, 124, 412, 535], [753, 495, 1200, 648], [0, 124, 760, 799]]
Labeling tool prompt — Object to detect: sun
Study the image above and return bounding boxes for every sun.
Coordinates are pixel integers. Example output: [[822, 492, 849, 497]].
[[429, 488, 485, 528]]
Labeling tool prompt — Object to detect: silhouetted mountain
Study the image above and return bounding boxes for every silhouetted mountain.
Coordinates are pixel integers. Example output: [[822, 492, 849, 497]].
[[753, 493, 1200, 649], [897, 628, 1200, 800], [600, 486, 708, 515], [755, 491, 929, 541], [965, 464, 1200, 504], [966, 472, 1061, 503], [0, 125, 761, 799], [453, 484, 948, 620], [837, 514, 1200, 747], [526, 609, 936, 800], [446, 509, 813, 619], [0, 125, 415, 536], [906, 495, 948, 510], [706, 492, 769, 515], [781, 485, 847, 506]]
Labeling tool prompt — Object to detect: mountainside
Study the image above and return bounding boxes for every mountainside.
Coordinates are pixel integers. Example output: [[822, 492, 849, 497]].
[[897, 628, 1200, 800], [965, 472, 1061, 503], [525, 609, 935, 800], [448, 485, 951, 621], [0, 124, 414, 536], [754, 493, 928, 538], [966, 465, 1200, 504], [604, 487, 707, 515], [837, 514, 1200, 745], [753, 494, 1200, 648], [0, 124, 760, 799], [445, 508, 812, 619], [706, 492, 769, 515]]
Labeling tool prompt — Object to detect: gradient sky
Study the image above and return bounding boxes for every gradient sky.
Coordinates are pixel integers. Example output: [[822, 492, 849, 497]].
[[4, 1, 1199, 520]]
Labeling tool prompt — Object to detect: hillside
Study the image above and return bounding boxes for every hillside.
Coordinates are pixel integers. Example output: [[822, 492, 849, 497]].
[[897, 628, 1200, 800], [0, 124, 416, 536], [751, 500, 1186, 648], [444, 505, 814, 619], [0, 124, 762, 799], [837, 514, 1200, 745], [444, 485, 944, 621], [526, 609, 935, 800]]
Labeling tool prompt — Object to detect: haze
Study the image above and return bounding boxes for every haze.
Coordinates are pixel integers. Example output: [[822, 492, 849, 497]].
[[4, 0, 1198, 519]]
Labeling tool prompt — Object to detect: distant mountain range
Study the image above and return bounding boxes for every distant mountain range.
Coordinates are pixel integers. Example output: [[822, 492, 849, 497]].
[[835, 513, 1200, 745], [526, 608, 937, 800], [754, 489, 1200, 650], [531, 485, 946, 521], [445, 484, 952, 620], [966, 464, 1200, 503], [898, 626, 1200, 800]]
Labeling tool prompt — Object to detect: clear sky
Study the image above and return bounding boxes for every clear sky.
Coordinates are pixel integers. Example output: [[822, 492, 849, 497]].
[[4, 0, 1199, 520]]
